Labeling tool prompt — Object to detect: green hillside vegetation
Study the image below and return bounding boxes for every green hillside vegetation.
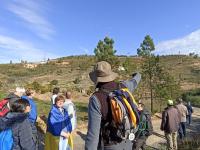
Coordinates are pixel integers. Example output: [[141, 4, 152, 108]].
[[0, 55, 199, 96]]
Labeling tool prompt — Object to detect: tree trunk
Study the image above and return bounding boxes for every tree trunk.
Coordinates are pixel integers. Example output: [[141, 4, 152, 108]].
[[149, 58, 153, 113]]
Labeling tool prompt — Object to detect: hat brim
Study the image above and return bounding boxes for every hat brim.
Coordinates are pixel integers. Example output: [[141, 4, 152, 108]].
[[89, 71, 118, 84]]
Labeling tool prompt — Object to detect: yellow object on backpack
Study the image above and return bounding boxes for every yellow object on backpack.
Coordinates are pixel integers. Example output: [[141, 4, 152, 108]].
[[122, 97, 137, 127], [122, 88, 138, 107], [107, 87, 139, 140]]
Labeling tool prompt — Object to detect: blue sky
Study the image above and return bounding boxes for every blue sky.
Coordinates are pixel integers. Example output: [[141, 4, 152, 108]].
[[0, 0, 200, 63]]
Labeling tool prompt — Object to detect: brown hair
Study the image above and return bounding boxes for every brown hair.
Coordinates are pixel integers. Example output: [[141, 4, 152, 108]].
[[53, 87, 60, 94], [138, 103, 145, 108], [10, 99, 30, 113], [55, 95, 65, 104], [25, 89, 33, 96], [65, 91, 72, 99]]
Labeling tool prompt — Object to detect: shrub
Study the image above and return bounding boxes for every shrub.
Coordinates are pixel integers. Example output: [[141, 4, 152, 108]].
[[73, 78, 81, 84], [7, 78, 15, 84], [86, 85, 95, 95], [182, 88, 200, 106], [50, 80, 58, 85]]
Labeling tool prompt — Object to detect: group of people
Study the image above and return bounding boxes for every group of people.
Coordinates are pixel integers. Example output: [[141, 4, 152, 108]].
[[0, 87, 76, 150], [85, 61, 194, 150], [85, 61, 153, 150], [0, 60, 194, 150], [45, 88, 77, 150], [161, 98, 193, 150], [0, 89, 38, 150]]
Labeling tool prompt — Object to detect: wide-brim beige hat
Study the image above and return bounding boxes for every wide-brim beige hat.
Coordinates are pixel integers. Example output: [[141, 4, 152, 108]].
[[89, 61, 118, 84]]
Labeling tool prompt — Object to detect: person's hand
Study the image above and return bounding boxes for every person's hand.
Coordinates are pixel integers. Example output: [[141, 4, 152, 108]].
[[63, 132, 70, 138], [61, 131, 70, 138]]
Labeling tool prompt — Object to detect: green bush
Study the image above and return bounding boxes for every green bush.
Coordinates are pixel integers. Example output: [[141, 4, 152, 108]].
[[50, 80, 58, 85], [182, 88, 200, 106], [7, 78, 15, 84], [73, 78, 81, 84], [86, 85, 95, 95], [0, 92, 6, 99], [26, 81, 53, 94]]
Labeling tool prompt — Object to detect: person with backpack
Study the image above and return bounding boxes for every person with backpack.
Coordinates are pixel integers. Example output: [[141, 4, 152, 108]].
[[0, 93, 21, 150], [0, 93, 20, 118], [161, 100, 180, 150], [186, 101, 193, 125], [0, 99, 36, 150], [21, 89, 38, 149], [133, 103, 153, 150], [85, 61, 141, 150]]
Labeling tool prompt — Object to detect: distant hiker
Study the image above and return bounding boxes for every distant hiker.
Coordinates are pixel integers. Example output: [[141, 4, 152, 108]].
[[85, 61, 141, 150], [45, 95, 73, 150], [63, 91, 77, 131], [21, 89, 38, 149], [0, 99, 36, 150], [186, 101, 193, 125], [51, 87, 60, 105], [161, 100, 180, 150], [176, 98, 188, 139], [133, 103, 153, 150]]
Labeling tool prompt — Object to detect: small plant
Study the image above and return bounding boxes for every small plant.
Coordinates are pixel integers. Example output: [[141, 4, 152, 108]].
[[73, 78, 81, 84], [50, 80, 58, 85], [86, 85, 95, 95]]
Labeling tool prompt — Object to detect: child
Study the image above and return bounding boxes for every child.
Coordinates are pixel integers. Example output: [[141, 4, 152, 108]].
[[10, 99, 36, 150], [45, 95, 72, 150]]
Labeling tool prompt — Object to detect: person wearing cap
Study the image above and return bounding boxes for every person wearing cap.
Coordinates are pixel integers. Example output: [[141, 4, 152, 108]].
[[176, 98, 188, 139], [85, 61, 141, 150], [161, 100, 180, 150]]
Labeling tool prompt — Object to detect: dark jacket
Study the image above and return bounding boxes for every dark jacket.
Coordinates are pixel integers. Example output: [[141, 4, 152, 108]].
[[160, 106, 180, 133], [186, 104, 193, 115], [0, 112, 25, 131], [0, 112, 36, 150]]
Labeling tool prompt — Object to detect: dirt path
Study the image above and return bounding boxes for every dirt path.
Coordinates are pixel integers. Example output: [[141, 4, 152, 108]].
[[73, 107, 200, 150]]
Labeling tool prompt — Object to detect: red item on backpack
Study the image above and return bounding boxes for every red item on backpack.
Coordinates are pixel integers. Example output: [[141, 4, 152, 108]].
[[0, 99, 9, 117]]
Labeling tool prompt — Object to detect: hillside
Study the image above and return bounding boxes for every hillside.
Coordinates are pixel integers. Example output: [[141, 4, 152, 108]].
[[0, 55, 199, 98]]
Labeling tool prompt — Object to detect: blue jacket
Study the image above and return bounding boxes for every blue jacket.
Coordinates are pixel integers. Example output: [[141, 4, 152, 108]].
[[47, 105, 72, 136], [21, 96, 37, 123], [0, 129, 13, 150]]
